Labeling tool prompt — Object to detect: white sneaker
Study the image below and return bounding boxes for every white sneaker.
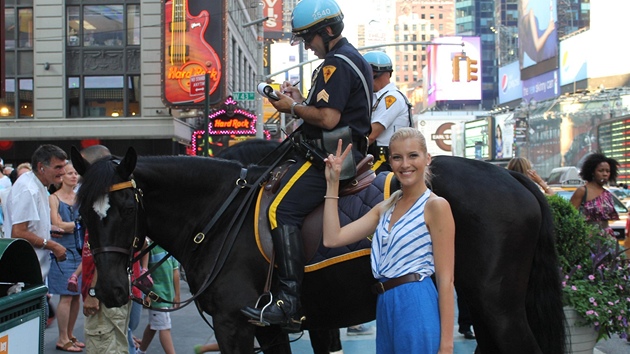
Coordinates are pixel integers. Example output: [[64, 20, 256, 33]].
[[347, 324, 373, 335]]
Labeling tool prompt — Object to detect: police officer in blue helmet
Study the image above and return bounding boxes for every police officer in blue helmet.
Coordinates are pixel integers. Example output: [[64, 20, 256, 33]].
[[241, 0, 373, 332]]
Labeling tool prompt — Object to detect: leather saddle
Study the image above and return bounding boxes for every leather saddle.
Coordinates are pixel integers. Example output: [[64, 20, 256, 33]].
[[254, 155, 376, 267]]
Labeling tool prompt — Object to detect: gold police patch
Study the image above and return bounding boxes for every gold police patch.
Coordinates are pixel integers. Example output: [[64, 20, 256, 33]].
[[385, 95, 397, 109], [317, 89, 330, 103], [322, 65, 336, 83]]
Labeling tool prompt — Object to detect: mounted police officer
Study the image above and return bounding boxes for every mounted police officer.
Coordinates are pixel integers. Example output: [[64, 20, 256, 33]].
[[241, 0, 373, 332], [364, 51, 413, 173]]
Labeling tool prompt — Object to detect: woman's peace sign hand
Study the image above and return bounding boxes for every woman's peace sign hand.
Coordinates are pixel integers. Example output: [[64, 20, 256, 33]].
[[324, 139, 352, 183]]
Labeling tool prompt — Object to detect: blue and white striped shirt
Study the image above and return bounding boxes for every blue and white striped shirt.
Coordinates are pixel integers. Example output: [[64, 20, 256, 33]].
[[371, 189, 435, 280]]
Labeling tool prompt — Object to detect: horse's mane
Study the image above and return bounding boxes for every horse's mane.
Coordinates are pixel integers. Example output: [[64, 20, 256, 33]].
[[77, 156, 119, 218], [77, 154, 253, 217]]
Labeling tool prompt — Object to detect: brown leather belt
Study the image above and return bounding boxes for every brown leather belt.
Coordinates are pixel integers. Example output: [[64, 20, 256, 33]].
[[371, 273, 421, 294]]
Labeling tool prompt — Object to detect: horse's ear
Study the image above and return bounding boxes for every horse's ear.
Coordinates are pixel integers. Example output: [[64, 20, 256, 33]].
[[117, 147, 137, 178], [71, 146, 90, 176]]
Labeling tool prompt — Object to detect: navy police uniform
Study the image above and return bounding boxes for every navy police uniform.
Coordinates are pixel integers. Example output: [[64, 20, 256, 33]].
[[269, 37, 372, 230]]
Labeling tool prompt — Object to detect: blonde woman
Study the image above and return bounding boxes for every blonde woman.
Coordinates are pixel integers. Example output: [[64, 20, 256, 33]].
[[507, 157, 555, 196], [49, 162, 84, 352], [323, 128, 455, 353]]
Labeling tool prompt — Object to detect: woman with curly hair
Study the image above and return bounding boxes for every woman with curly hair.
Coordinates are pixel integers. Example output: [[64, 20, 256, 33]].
[[570, 153, 620, 238]]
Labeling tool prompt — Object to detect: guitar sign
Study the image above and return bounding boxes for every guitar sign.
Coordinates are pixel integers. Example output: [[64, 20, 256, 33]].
[[163, 0, 222, 107]]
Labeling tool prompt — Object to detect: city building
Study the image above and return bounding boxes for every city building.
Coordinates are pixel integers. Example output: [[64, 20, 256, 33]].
[[1, 0, 261, 164]]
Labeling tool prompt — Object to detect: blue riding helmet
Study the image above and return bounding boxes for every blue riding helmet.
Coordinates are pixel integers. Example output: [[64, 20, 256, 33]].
[[290, 0, 344, 45], [363, 51, 393, 72]]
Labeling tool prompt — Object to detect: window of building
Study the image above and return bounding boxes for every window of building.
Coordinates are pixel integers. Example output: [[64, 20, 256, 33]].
[[67, 75, 140, 118], [439, 24, 444, 31], [1, 4, 34, 119], [66, 1, 141, 118], [67, 4, 139, 47], [430, 14, 434, 19], [404, 24, 408, 31], [430, 24, 435, 30], [404, 55, 409, 61], [421, 14, 425, 19], [421, 24, 426, 31]]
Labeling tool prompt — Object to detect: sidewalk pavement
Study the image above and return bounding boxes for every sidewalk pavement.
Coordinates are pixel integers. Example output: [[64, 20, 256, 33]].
[[43, 279, 629, 353]]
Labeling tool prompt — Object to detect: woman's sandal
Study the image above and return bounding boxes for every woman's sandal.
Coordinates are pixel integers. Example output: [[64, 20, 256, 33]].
[[70, 337, 85, 348], [67, 274, 79, 293]]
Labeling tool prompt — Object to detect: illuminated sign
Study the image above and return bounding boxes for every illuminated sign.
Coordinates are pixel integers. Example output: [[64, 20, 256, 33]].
[[426, 36, 482, 107], [208, 96, 257, 135], [162, 0, 224, 107]]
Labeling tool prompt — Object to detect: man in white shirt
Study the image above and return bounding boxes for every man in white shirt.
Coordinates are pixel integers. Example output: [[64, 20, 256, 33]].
[[5, 145, 68, 280], [363, 51, 413, 173]]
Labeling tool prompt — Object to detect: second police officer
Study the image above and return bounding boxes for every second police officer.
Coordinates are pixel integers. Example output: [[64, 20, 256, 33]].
[[364, 51, 413, 173]]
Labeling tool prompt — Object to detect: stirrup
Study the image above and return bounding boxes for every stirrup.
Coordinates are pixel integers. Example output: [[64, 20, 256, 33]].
[[247, 292, 274, 327]]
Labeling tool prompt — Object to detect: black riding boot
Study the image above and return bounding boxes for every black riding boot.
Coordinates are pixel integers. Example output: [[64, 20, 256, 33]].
[[241, 225, 304, 332]]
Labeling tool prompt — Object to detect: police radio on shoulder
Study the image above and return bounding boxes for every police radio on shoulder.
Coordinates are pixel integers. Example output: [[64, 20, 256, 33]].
[[257, 83, 279, 101]]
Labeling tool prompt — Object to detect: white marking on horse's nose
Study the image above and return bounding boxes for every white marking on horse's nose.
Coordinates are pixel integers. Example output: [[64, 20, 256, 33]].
[[93, 195, 110, 219]]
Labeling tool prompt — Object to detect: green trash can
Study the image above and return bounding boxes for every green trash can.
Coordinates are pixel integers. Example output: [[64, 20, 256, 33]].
[[0, 238, 48, 354]]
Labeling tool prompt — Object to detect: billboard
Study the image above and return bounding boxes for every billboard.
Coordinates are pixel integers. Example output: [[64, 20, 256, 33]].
[[522, 69, 558, 103], [416, 115, 477, 157], [518, 0, 558, 71], [162, 0, 225, 107], [494, 113, 515, 160], [262, 0, 284, 37], [498, 61, 522, 104], [426, 36, 482, 106], [559, 31, 589, 86]]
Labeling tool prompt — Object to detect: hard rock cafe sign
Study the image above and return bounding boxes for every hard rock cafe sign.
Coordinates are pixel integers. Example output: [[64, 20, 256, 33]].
[[208, 96, 257, 135], [162, 0, 223, 107]]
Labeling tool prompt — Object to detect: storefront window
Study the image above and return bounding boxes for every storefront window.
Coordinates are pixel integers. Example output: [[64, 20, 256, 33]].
[[68, 75, 140, 118]]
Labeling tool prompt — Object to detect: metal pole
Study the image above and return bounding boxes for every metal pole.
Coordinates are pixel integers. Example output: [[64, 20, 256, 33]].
[[255, 9, 264, 139], [204, 73, 210, 156]]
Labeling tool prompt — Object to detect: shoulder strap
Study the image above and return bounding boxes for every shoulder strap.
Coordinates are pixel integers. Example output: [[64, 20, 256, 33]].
[[373, 89, 413, 127], [396, 90, 414, 127], [333, 53, 371, 119], [581, 185, 587, 205]]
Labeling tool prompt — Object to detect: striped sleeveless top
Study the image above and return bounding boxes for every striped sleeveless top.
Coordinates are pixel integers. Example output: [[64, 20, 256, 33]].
[[371, 188, 435, 280]]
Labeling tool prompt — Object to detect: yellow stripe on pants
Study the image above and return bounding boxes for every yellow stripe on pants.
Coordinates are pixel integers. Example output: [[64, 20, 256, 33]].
[[268, 161, 312, 230]]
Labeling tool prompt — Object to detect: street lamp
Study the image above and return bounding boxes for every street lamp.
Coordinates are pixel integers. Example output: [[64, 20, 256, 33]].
[[243, 16, 269, 139]]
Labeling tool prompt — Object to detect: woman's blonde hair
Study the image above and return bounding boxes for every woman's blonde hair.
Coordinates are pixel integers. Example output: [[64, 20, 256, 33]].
[[506, 157, 532, 175], [384, 128, 432, 208]]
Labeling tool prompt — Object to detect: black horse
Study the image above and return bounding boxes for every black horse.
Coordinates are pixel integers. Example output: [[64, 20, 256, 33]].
[[72, 146, 565, 354]]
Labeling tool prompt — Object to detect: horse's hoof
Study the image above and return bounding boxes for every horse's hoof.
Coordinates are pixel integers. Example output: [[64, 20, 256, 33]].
[[463, 331, 476, 340]]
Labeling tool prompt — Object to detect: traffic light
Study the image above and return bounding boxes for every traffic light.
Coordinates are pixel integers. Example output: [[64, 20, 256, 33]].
[[466, 57, 478, 82], [452, 54, 462, 82]]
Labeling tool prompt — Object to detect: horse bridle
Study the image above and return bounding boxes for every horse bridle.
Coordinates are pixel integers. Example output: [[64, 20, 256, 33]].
[[90, 179, 144, 265]]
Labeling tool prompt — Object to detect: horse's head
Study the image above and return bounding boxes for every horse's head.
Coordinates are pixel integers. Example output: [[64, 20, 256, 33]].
[[72, 147, 143, 307]]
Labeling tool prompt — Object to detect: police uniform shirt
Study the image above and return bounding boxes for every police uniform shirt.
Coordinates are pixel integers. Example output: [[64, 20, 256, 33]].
[[302, 38, 372, 144], [372, 82, 410, 147]]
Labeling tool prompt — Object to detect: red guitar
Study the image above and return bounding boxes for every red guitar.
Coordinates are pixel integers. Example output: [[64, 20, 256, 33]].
[[163, 0, 222, 106]]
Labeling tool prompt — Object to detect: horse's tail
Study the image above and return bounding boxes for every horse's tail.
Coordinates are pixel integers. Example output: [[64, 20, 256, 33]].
[[510, 171, 567, 354]]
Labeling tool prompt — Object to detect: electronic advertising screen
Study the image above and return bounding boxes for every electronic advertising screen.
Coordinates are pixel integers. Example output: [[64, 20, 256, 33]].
[[598, 118, 630, 184], [426, 36, 482, 105], [464, 118, 492, 161], [518, 0, 559, 79], [162, 0, 225, 107]]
